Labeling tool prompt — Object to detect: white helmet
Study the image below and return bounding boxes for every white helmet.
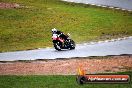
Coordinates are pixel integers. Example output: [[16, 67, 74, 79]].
[[52, 28, 57, 32]]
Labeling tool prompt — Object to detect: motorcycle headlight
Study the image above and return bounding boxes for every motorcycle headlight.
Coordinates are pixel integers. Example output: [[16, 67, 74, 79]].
[[52, 34, 58, 39]]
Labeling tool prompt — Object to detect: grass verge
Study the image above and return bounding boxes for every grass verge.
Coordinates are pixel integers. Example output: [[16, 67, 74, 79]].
[[0, 71, 131, 88], [0, 0, 132, 52]]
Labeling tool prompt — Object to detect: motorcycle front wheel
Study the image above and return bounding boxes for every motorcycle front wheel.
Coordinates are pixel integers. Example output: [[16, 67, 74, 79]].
[[54, 41, 62, 51]]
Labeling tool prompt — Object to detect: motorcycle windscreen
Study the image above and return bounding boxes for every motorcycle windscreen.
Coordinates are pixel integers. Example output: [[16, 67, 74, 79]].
[[52, 34, 58, 40]]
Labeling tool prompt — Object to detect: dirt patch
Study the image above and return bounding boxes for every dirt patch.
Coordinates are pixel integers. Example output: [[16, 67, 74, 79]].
[[0, 2, 20, 9], [0, 56, 132, 75]]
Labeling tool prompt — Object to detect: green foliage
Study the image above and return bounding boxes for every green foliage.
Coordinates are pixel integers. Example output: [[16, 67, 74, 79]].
[[0, 0, 132, 52], [0, 71, 132, 88]]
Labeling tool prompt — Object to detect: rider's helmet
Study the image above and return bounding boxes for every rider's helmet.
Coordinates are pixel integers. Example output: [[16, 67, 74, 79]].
[[52, 28, 57, 33]]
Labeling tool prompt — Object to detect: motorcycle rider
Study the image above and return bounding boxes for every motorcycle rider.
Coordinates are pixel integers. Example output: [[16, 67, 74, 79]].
[[52, 28, 75, 50], [51, 28, 68, 41]]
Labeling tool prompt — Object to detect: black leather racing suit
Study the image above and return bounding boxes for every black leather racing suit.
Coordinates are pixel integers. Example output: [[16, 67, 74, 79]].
[[52, 31, 68, 41]]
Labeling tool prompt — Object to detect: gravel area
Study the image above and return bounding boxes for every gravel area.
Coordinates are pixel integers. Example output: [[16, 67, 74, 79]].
[[0, 2, 20, 9], [0, 56, 132, 75]]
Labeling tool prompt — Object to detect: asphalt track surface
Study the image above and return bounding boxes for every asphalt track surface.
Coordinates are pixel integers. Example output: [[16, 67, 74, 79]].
[[0, 37, 132, 61], [63, 0, 132, 10]]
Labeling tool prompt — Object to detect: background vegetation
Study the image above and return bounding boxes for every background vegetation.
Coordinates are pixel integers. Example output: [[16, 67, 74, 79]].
[[0, 0, 132, 52], [0, 71, 131, 88]]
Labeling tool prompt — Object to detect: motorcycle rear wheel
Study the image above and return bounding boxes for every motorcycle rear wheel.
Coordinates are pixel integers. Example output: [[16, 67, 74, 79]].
[[69, 39, 75, 50]]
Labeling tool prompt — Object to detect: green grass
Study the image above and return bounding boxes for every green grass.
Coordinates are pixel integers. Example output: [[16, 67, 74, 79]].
[[0, 0, 132, 52], [0, 71, 132, 88]]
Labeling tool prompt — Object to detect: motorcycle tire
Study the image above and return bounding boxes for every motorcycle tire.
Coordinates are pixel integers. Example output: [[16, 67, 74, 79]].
[[69, 39, 75, 50], [54, 42, 62, 51]]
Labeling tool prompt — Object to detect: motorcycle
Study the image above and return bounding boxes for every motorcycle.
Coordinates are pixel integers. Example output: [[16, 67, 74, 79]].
[[52, 33, 75, 51]]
